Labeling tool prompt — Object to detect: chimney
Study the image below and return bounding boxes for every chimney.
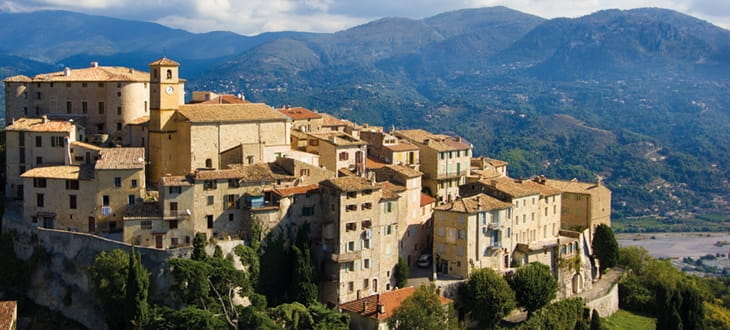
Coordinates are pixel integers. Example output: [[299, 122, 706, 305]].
[[41, 115, 48, 123], [455, 136, 462, 142], [63, 67, 71, 77], [363, 300, 369, 312], [90, 61, 99, 68], [377, 304, 385, 314]]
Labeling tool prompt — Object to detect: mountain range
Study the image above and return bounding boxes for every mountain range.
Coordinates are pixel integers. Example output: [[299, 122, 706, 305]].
[[1, 7, 729, 218]]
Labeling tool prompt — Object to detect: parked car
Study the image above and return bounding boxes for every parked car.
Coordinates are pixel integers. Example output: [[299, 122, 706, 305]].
[[417, 253, 432, 268]]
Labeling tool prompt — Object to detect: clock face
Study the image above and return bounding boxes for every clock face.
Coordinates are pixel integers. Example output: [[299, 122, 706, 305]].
[[165, 86, 174, 95]]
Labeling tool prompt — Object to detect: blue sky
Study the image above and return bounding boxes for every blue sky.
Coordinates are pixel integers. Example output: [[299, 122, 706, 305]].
[[1, 0, 728, 35]]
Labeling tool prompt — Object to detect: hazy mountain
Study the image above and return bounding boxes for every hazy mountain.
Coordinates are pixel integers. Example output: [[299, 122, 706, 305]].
[[190, 7, 730, 218], [0, 7, 728, 217]]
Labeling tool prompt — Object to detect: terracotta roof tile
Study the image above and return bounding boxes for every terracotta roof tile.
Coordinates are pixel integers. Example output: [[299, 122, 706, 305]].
[[340, 287, 451, 320], [385, 142, 419, 152], [380, 181, 405, 199], [96, 148, 145, 170], [193, 163, 295, 182], [0, 301, 17, 330], [195, 94, 250, 104], [420, 193, 436, 207], [435, 193, 512, 213], [3, 75, 31, 82], [149, 57, 180, 66], [543, 178, 607, 195], [366, 157, 388, 169], [322, 176, 379, 192], [5, 117, 74, 132], [70, 141, 102, 151], [272, 184, 320, 197], [279, 107, 322, 120], [177, 103, 289, 123], [21, 165, 94, 180], [385, 165, 422, 178], [395, 129, 470, 152], [160, 175, 192, 187], [479, 177, 542, 198], [308, 132, 367, 146], [28, 66, 149, 82], [128, 116, 150, 125]]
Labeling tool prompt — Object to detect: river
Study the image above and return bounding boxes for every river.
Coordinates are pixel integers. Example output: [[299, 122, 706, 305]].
[[617, 232, 730, 259]]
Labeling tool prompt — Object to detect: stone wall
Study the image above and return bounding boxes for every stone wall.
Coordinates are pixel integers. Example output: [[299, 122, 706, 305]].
[[584, 281, 619, 318], [2, 210, 244, 329]]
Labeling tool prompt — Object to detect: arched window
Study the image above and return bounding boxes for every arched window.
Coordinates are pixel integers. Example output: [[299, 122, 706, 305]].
[[205, 158, 212, 168], [166, 69, 172, 79]]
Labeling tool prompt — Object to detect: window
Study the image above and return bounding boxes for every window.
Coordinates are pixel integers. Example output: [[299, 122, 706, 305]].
[[363, 259, 370, 269], [128, 195, 136, 205], [82, 101, 88, 114], [169, 186, 182, 194], [166, 69, 172, 79], [224, 195, 236, 210], [228, 214, 234, 222], [97, 124, 104, 133], [207, 196, 214, 205], [37, 193, 44, 207], [114, 177, 122, 187], [206, 215, 214, 228], [131, 180, 138, 188], [205, 159, 212, 168], [35, 136, 42, 147], [347, 241, 355, 252], [363, 279, 369, 289], [69, 195, 77, 209], [302, 206, 315, 216], [384, 202, 392, 213], [362, 190, 372, 195], [346, 204, 357, 212], [346, 191, 357, 199], [363, 239, 371, 249], [18, 134, 24, 147], [51, 136, 64, 147], [458, 229, 466, 240], [345, 262, 355, 272], [346, 222, 357, 232], [66, 101, 72, 113], [361, 220, 372, 229], [347, 282, 354, 292], [97, 101, 104, 114], [117, 106, 122, 115], [36, 157, 43, 165], [66, 180, 79, 190], [228, 179, 240, 188], [338, 152, 349, 161], [141, 221, 152, 229], [169, 220, 178, 229], [361, 202, 372, 210], [102, 195, 110, 206], [116, 123, 122, 131], [36, 92, 42, 100], [385, 225, 393, 235], [33, 178, 46, 188], [171, 237, 179, 247], [203, 180, 217, 190]]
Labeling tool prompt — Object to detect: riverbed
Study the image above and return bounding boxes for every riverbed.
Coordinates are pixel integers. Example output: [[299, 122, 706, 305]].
[[617, 232, 730, 259]]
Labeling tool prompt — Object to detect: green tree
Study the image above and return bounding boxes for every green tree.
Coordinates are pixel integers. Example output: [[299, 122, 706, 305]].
[[388, 285, 460, 330], [237, 307, 281, 329], [309, 302, 349, 330], [89, 249, 129, 329], [258, 230, 291, 306], [268, 302, 315, 330], [590, 309, 603, 330], [508, 262, 557, 317], [592, 224, 619, 273], [124, 247, 150, 329], [235, 244, 260, 286], [460, 268, 515, 328], [192, 233, 208, 261], [290, 245, 318, 305], [617, 246, 651, 274], [394, 257, 409, 289]]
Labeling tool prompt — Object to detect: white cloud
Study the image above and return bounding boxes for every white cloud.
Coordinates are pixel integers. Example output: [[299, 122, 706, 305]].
[[0, 0, 728, 34]]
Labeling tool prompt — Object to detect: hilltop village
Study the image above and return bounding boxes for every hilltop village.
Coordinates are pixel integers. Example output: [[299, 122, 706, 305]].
[[3, 59, 613, 322]]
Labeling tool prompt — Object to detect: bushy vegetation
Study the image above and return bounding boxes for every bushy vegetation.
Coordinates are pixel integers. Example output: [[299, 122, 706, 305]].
[[508, 262, 558, 316], [593, 224, 619, 273], [459, 268, 516, 328], [387, 285, 460, 330]]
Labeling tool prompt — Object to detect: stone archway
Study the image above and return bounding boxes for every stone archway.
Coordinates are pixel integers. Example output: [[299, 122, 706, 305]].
[[572, 273, 584, 294]]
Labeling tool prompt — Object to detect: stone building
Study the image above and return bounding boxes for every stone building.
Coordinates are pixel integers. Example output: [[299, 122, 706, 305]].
[[394, 129, 471, 203], [540, 177, 612, 233], [319, 176, 399, 305], [279, 106, 323, 132], [433, 193, 513, 278], [4, 62, 155, 146], [360, 130, 419, 167]]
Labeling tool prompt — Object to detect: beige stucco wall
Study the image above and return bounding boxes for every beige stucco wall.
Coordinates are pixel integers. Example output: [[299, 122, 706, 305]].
[[95, 168, 146, 231], [22, 176, 96, 231]]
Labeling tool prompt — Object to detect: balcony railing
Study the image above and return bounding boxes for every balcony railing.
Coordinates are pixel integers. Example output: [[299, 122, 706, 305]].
[[163, 210, 190, 220], [328, 250, 361, 263]]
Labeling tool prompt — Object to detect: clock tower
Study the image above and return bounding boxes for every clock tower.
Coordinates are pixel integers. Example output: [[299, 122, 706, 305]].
[[148, 57, 184, 183]]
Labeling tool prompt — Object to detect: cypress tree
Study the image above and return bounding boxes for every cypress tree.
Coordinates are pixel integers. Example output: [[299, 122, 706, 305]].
[[590, 309, 602, 330], [290, 245, 318, 305], [592, 224, 619, 273], [124, 247, 150, 329]]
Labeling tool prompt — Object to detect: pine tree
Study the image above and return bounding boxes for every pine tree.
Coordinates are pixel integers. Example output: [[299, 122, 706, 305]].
[[124, 246, 150, 329]]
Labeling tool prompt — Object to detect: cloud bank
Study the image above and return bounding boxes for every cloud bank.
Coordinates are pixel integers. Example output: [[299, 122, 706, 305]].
[[0, 0, 727, 35]]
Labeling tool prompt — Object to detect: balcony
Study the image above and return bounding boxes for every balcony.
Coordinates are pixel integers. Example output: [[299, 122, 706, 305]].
[[328, 250, 361, 263], [163, 210, 190, 220]]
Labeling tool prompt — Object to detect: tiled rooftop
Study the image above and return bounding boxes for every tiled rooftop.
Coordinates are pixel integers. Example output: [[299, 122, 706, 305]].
[[7, 66, 150, 82], [96, 148, 145, 170], [395, 129, 470, 152], [308, 132, 367, 146], [543, 178, 607, 195], [272, 184, 319, 197], [194, 94, 250, 104], [20, 165, 94, 180], [279, 107, 322, 120], [340, 287, 451, 320], [149, 57, 180, 66], [160, 175, 192, 187], [385, 142, 419, 152], [70, 141, 102, 151], [177, 103, 289, 123], [0, 301, 17, 330], [385, 164, 422, 178], [323, 176, 379, 192], [193, 163, 295, 182], [435, 193, 512, 213], [5, 117, 74, 132], [479, 177, 542, 198], [380, 181, 406, 199], [420, 193, 436, 207]]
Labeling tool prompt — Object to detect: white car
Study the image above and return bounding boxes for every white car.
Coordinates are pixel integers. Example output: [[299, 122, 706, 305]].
[[417, 254, 432, 268]]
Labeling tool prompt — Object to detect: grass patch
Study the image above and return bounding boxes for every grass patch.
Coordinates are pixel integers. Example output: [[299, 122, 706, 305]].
[[603, 309, 656, 330]]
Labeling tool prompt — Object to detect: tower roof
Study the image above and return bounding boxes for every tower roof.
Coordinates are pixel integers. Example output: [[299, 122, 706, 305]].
[[149, 57, 180, 66]]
